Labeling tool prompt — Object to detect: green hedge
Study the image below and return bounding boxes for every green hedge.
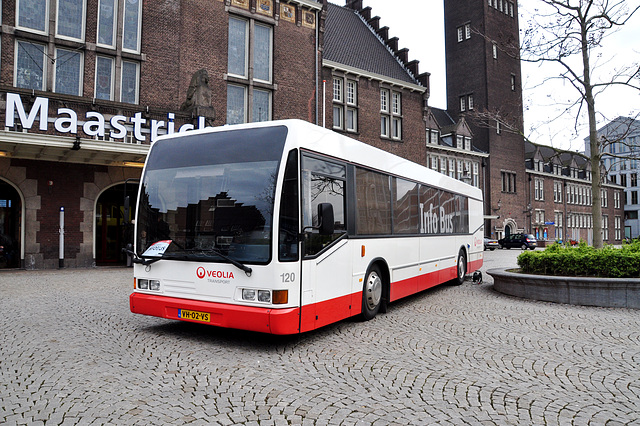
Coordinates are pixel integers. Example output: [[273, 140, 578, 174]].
[[517, 240, 640, 278]]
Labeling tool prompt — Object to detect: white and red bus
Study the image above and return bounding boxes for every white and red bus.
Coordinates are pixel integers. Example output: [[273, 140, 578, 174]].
[[129, 119, 483, 334]]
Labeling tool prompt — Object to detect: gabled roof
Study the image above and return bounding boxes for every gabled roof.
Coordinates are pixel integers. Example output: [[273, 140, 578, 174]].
[[324, 3, 420, 85]]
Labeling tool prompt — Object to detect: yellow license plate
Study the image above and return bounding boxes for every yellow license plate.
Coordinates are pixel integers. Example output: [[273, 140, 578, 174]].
[[179, 309, 210, 322]]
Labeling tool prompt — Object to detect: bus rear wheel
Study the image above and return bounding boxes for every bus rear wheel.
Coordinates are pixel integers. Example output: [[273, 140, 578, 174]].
[[362, 265, 383, 320], [451, 250, 466, 286]]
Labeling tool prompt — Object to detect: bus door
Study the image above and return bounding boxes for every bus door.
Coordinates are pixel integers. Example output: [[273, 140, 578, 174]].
[[299, 155, 350, 331]]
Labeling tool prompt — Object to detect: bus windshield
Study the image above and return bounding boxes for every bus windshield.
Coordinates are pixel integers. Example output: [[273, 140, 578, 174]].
[[135, 126, 288, 265]]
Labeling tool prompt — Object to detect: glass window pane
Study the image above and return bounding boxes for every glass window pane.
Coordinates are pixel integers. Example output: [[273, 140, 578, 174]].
[[16, 41, 45, 90], [123, 0, 141, 51], [57, 0, 84, 40], [121, 61, 139, 104], [228, 17, 247, 77], [254, 24, 272, 82], [356, 168, 391, 235], [227, 84, 246, 124], [346, 108, 356, 131], [97, 0, 116, 47], [95, 56, 114, 100], [55, 49, 82, 95], [253, 89, 270, 122], [333, 106, 342, 129], [18, 0, 47, 32], [393, 178, 419, 234]]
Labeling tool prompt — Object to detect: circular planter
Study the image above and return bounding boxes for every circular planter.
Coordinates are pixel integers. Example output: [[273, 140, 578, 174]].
[[487, 268, 640, 309]]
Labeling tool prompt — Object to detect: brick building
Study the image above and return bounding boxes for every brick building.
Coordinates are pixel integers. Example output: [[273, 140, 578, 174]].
[[0, 0, 322, 268]]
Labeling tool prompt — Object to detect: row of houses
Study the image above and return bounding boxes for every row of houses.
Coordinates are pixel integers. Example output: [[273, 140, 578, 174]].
[[0, 0, 624, 269]]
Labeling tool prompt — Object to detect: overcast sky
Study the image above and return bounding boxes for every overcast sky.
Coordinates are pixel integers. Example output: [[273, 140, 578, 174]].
[[354, 0, 640, 152]]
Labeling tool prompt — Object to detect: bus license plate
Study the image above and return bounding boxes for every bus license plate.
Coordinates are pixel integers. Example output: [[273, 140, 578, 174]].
[[179, 309, 210, 322]]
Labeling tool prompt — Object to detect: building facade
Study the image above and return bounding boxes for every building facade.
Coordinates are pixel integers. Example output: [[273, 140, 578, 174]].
[[588, 117, 640, 238]]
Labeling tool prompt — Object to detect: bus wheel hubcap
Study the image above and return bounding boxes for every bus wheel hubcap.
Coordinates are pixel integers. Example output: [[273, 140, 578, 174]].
[[365, 271, 382, 310]]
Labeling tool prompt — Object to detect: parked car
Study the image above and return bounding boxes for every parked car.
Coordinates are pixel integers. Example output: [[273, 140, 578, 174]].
[[498, 233, 537, 250], [484, 237, 499, 251]]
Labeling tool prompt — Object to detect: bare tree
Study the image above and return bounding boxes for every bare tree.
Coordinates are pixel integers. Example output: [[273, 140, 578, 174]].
[[516, 0, 640, 248]]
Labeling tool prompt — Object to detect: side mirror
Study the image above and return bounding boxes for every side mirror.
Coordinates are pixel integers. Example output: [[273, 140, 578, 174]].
[[317, 203, 335, 235]]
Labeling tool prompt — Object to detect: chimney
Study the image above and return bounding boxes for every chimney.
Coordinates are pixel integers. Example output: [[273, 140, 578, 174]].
[[377, 26, 389, 41], [397, 48, 409, 64], [387, 37, 399, 53], [368, 16, 380, 31], [346, 0, 363, 11], [407, 59, 420, 77], [360, 6, 372, 20], [418, 72, 431, 91]]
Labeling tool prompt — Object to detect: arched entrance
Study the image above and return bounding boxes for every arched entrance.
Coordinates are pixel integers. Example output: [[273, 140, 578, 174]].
[[0, 179, 22, 269], [95, 184, 136, 265], [505, 223, 513, 237]]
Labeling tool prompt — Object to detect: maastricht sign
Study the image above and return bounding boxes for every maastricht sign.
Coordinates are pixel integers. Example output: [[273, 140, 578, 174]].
[[4, 92, 210, 144]]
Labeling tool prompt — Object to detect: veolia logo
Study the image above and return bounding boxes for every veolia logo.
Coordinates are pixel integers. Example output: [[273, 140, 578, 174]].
[[196, 267, 235, 280], [196, 267, 206, 279]]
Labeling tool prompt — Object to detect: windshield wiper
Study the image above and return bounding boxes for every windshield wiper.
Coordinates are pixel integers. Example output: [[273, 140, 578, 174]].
[[122, 248, 163, 266], [184, 248, 253, 277]]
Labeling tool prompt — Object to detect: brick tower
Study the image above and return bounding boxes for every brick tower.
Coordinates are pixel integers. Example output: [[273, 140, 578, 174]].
[[444, 0, 528, 238]]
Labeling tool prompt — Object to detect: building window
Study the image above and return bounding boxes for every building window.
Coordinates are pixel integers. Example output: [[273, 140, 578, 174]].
[[253, 89, 271, 122], [468, 94, 474, 110], [227, 16, 273, 124], [457, 23, 471, 42], [95, 56, 114, 100], [555, 211, 563, 241], [496, 120, 502, 134], [380, 89, 390, 137], [460, 96, 466, 112], [17, 0, 48, 34], [430, 156, 438, 171], [457, 26, 464, 42], [391, 92, 402, 140], [511, 74, 516, 91], [457, 135, 464, 150], [492, 42, 498, 59], [601, 189, 608, 207], [501, 171, 516, 193], [448, 159, 455, 178], [464, 137, 471, 150], [465, 23, 471, 39], [615, 216, 622, 240], [428, 129, 439, 145], [15, 40, 46, 90], [346, 79, 358, 131], [632, 191, 638, 205], [123, 0, 142, 52], [534, 178, 544, 201], [632, 173, 638, 187], [472, 162, 479, 187], [56, 0, 85, 41], [97, 0, 117, 48], [603, 215, 609, 240], [121, 60, 139, 104], [553, 181, 563, 203], [54, 48, 83, 96], [227, 84, 247, 125], [614, 191, 621, 209]]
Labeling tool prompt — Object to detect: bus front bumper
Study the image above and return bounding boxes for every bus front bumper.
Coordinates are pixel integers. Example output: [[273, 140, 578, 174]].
[[130, 293, 301, 335]]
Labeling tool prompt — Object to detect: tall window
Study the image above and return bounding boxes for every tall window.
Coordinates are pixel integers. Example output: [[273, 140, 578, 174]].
[[121, 60, 139, 104], [97, 0, 117, 48], [534, 178, 544, 201], [123, 0, 142, 52], [227, 16, 274, 124], [56, 0, 85, 41], [332, 78, 343, 130], [17, 0, 48, 34], [391, 92, 402, 140], [380, 89, 390, 137], [333, 77, 357, 132], [15, 40, 46, 90], [54, 48, 83, 95], [346, 80, 358, 132], [501, 171, 516, 193], [95, 56, 114, 100]]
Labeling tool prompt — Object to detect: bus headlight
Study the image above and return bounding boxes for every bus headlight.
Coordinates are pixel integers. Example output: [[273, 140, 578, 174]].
[[258, 290, 271, 303], [242, 289, 256, 301], [240, 289, 288, 304], [149, 280, 161, 291], [138, 279, 149, 289]]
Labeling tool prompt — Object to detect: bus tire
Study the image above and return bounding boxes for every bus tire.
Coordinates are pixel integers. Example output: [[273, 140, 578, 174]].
[[362, 265, 383, 320], [451, 249, 467, 286]]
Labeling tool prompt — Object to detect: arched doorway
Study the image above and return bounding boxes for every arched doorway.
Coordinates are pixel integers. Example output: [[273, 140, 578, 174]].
[[95, 184, 136, 265], [0, 179, 22, 269], [505, 223, 513, 237]]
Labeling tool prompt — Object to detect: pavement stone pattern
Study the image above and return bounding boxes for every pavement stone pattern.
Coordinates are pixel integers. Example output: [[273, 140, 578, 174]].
[[1, 249, 640, 425]]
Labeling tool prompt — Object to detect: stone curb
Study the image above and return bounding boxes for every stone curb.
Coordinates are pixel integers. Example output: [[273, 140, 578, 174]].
[[487, 268, 640, 309]]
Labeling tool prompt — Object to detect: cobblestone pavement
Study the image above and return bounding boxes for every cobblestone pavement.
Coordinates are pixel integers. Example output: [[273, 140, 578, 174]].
[[1, 249, 640, 425]]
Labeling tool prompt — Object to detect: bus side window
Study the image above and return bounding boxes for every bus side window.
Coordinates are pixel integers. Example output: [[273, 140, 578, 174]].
[[302, 155, 346, 257]]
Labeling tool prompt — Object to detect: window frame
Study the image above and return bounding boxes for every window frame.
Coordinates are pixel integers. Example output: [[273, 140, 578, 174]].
[[55, 0, 87, 42], [16, 0, 48, 35], [120, 60, 140, 104], [122, 0, 143, 53], [97, 0, 118, 49], [14, 39, 47, 91], [53, 47, 84, 96]]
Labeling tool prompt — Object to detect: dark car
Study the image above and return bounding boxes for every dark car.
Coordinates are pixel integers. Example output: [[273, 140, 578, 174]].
[[498, 233, 537, 250], [484, 237, 499, 251]]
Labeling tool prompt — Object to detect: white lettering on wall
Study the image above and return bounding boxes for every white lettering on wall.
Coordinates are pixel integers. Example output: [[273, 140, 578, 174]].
[[4, 92, 209, 143]]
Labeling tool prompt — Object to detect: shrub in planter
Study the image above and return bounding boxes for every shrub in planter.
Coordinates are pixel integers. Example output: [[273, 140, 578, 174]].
[[517, 240, 640, 278]]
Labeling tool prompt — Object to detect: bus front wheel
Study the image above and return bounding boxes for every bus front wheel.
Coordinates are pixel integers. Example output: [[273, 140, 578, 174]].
[[362, 265, 383, 320]]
